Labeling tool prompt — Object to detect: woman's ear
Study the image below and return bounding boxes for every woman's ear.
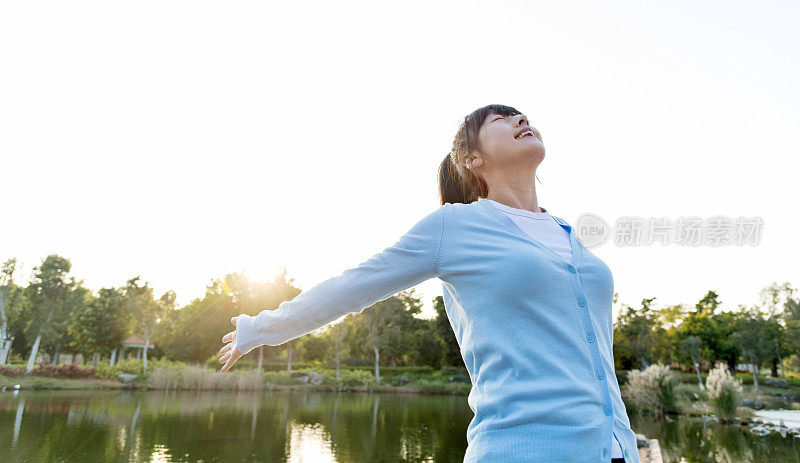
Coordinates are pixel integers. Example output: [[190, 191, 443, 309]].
[[467, 156, 483, 169]]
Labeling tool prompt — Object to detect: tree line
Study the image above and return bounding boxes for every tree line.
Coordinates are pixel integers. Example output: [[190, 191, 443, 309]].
[[612, 284, 800, 391], [0, 254, 463, 381], [0, 255, 176, 373], [1, 254, 797, 387]]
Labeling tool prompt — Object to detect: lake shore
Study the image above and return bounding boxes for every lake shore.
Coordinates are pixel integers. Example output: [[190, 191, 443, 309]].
[[0, 374, 472, 395], [3, 368, 799, 409], [752, 409, 800, 430], [1, 375, 126, 390]]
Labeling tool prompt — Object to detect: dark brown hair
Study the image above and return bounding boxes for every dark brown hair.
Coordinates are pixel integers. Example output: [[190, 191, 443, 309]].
[[438, 104, 534, 205]]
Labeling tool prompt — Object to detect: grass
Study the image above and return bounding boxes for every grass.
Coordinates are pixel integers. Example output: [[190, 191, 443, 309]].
[[0, 375, 125, 390], [147, 365, 264, 391], [2, 362, 798, 409]]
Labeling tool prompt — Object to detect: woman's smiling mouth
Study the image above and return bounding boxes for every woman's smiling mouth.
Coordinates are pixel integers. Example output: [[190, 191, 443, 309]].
[[515, 129, 536, 139]]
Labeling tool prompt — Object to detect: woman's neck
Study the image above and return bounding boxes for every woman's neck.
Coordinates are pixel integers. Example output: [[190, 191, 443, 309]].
[[483, 192, 542, 214]]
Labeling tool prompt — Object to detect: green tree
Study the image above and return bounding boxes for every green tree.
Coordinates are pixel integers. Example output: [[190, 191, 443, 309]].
[[68, 287, 128, 364], [386, 290, 428, 367], [730, 305, 773, 393], [784, 293, 800, 358], [433, 295, 462, 369], [678, 291, 726, 363], [299, 335, 330, 362], [22, 255, 84, 373], [407, 321, 442, 368], [758, 282, 797, 379], [614, 297, 659, 370], [678, 335, 704, 390], [124, 276, 171, 373], [329, 316, 357, 379], [0, 258, 19, 364], [359, 295, 408, 384], [157, 291, 229, 363], [156, 270, 303, 366], [695, 290, 722, 315], [713, 309, 740, 373]]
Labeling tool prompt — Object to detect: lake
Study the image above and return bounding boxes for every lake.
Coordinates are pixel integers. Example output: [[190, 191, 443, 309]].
[[1, 390, 797, 462]]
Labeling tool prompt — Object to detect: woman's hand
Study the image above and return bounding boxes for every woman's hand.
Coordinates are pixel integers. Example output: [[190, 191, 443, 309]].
[[219, 315, 245, 373]]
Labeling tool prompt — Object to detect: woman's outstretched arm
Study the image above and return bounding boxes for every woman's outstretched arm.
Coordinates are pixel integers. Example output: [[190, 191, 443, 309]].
[[219, 204, 446, 371]]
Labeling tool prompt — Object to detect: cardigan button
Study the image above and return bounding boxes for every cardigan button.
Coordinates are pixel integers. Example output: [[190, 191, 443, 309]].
[[586, 333, 595, 343], [568, 265, 576, 273], [603, 406, 612, 415], [577, 299, 586, 307], [596, 370, 605, 380]]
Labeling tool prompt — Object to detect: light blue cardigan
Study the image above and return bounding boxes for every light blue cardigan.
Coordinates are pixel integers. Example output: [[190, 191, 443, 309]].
[[236, 199, 640, 463]]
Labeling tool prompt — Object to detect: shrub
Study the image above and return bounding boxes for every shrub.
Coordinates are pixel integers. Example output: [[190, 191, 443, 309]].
[[203, 356, 318, 372], [441, 366, 466, 376], [622, 363, 679, 417], [94, 358, 187, 381], [2, 363, 96, 379], [113, 358, 146, 375], [94, 362, 121, 380], [325, 368, 376, 387], [705, 361, 743, 422], [263, 370, 301, 386], [348, 365, 434, 376], [0, 365, 25, 377], [413, 380, 469, 394], [32, 363, 96, 379], [261, 368, 377, 387]]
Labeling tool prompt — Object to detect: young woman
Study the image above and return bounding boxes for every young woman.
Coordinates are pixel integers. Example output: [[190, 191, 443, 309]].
[[219, 104, 638, 463]]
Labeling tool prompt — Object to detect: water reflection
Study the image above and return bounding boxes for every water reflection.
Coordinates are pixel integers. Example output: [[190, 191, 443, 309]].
[[288, 423, 336, 463], [0, 390, 472, 462], [1, 390, 796, 462], [12, 396, 24, 445], [628, 412, 799, 462]]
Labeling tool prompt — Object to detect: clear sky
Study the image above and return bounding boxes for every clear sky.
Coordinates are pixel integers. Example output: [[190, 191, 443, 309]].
[[2, 0, 797, 321]]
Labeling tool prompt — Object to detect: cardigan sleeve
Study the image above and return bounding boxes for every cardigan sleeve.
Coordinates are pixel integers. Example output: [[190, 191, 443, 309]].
[[235, 205, 446, 354]]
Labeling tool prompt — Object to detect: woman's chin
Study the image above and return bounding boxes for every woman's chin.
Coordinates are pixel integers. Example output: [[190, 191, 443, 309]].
[[520, 146, 545, 160]]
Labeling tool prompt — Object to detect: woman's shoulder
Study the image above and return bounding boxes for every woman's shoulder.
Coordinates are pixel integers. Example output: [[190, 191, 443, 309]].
[[441, 200, 482, 215], [440, 200, 490, 224]]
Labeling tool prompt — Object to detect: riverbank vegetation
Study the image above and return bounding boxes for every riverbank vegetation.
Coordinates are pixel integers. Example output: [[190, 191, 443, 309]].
[[3, 357, 798, 408], [1, 359, 474, 394], [1, 254, 799, 413]]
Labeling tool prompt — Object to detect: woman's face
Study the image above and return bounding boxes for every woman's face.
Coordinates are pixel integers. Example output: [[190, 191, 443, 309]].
[[474, 112, 545, 168]]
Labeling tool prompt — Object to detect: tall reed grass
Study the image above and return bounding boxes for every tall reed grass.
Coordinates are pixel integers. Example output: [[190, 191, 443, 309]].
[[705, 361, 743, 421], [622, 363, 679, 417], [148, 366, 265, 391]]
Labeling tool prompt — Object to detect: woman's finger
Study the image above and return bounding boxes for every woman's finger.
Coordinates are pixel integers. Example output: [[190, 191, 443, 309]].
[[220, 318, 243, 373], [220, 356, 232, 372], [220, 345, 242, 373], [221, 351, 238, 373], [219, 343, 232, 356]]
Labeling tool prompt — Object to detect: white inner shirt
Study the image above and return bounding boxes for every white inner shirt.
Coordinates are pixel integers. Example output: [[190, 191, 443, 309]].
[[479, 198, 624, 459]]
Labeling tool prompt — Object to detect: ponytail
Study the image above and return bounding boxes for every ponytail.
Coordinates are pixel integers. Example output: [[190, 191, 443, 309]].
[[437, 112, 489, 205], [438, 153, 473, 205]]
